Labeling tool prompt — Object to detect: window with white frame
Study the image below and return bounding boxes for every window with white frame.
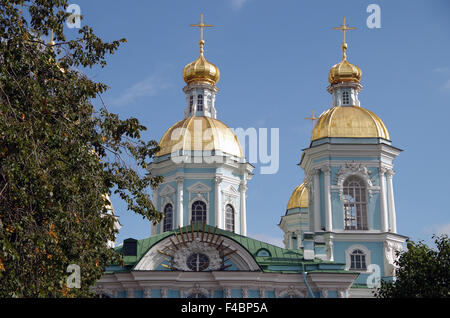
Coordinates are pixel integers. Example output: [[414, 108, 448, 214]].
[[350, 249, 367, 270], [197, 94, 203, 111], [189, 95, 194, 110], [163, 203, 173, 232], [225, 204, 235, 232], [342, 90, 350, 105], [343, 176, 368, 230], [191, 200, 207, 224]]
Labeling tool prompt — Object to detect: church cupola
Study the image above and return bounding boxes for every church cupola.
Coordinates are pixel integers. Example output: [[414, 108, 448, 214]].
[[327, 17, 362, 107], [182, 14, 219, 119]]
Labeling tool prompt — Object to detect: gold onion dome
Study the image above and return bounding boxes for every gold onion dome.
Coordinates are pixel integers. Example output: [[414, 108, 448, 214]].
[[328, 54, 362, 85], [329, 17, 361, 85], [311, 106, 390, 141], [183, 14, 219, 85], [287, 182, 308, 210], [183, 47, 220, 85], [157, 116, 243, 157]]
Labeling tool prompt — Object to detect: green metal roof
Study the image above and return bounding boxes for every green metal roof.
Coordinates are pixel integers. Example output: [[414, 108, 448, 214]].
[[108, 225, 350, 274]]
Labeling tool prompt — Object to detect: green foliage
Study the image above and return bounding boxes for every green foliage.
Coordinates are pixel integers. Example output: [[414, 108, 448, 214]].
[[375, 235, 450, 298], [0, 0, 163, 297]]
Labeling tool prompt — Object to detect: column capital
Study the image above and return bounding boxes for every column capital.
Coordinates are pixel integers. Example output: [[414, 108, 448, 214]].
[[386, 169, 395, 178], [214, 176, 223, 185], [379, 166, 388, 176], [176, 176, 184, 183], [320, 166, 331, 175]]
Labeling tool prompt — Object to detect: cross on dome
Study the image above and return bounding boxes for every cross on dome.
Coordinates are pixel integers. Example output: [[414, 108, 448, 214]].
[[190, 13, 214, 55], [333, 17, 355, 60]]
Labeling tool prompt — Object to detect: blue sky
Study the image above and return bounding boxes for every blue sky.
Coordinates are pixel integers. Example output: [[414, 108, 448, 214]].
[[69, 0, 450, 247]]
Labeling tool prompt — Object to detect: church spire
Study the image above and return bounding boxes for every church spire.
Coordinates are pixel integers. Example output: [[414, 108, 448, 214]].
[[328, 17, 362, 107], [182, 14, 220, 119]]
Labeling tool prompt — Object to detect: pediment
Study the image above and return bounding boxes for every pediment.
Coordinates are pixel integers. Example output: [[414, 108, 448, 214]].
[[159, 184, 176, 197], [187, 182, 211, 193]]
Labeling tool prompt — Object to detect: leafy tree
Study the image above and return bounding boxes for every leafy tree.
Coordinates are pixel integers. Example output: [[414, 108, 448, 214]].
[[0, 0, 163, 297], [375, 235, 449, 298]]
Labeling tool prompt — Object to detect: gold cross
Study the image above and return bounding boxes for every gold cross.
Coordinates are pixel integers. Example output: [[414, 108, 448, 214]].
[[333, 16, 355, 44], [190, 14, 214, 54], [333, 17, 355, 60], [305, 110, 318, 128]]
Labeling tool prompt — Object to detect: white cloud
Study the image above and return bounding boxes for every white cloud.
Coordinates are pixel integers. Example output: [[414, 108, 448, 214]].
[[231, 0, 248, 10], [423, 223, 450, 236], [248, 233, 284, 247], [110, 74, 172, 106]]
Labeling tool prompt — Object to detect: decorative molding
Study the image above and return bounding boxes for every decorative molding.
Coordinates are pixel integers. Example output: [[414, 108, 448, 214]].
[[384, 241, 402, 276], [344, 244, 371, 273], [187, 181, 212, 194], [386, 169, 395, 178], [172, 240, 222, 272], [279, 285, 303, 298], [334, 162, 377, 200], [320, 166, 331, 175], [184, 284, 210, 298], [159, 184, 176, 197], [337, 289, 346, 298]]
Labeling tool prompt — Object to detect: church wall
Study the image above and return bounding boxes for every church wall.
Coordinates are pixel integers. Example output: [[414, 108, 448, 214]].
[[333, 241, 385, 285], [369, 192, 381, 230], [331, 191, 344, 229]]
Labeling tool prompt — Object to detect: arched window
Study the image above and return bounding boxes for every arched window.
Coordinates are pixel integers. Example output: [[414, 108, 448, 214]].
[[197, 94, 203, 111], [343, 176, 368, 230], [225, 204, 235, 232], [350, 249, 367, 270], [191, 201, 207, 224], [163, 203, 173, 232], [189, 95, 194, 112]]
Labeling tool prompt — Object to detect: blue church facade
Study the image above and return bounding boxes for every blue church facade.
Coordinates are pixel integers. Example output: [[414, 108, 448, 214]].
[[97, 16, 407, 298]]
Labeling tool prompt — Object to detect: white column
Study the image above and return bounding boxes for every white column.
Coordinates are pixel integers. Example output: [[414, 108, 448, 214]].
[[240, 181, 247, 236], [214, 176, 223, 228], [379, 167, 389, 232], [321, 167, 333, 231], [152, 187, 158, 235], [386, 169, 397, 233], [313, 169, 322, 232], [176, 176, 184, 227]]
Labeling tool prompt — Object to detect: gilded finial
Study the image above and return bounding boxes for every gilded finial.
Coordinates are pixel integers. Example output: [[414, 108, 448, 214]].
[[305, 110, 318, 128], [333, 17, 355, 60], [190, 13, 214, 56]]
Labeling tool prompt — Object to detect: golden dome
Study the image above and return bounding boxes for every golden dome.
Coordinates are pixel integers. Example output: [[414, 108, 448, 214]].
[[287, 182, 308, 210], [157, 116, 243, 157], [311, 106, 390, 141], [328, 57, 361, 85], [183, 51, 220, 85]]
